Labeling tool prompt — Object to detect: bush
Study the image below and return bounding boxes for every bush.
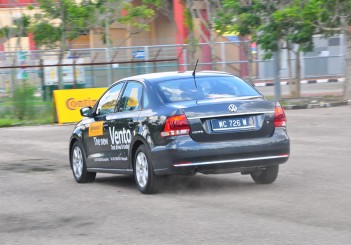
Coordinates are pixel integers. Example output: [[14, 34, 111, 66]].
[[12, 82, 37, 120]]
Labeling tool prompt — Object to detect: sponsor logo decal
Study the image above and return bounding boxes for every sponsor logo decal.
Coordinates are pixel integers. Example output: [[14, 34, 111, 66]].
[[66, 98, 97, 110], [89, 121, 103, 137], [109, 127, 132, 150]]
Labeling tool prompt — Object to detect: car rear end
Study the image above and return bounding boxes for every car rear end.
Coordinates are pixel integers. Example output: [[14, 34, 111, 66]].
[[149, 73, 290, 176]]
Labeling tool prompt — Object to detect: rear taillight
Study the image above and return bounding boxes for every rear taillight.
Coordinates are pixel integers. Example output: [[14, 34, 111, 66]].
[[274, 102, 287, 127], [161, 114, 190, 137]]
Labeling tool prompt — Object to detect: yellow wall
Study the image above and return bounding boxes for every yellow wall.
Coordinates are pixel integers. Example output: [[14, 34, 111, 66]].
[[70, 35, 90, 49], [0, 4, 177, 50], [3, 37, 29, 52], [88, 28, 129, 49], [0, 8, 39, 27], [0, 7, 40, 52], [154, 14, 175, 45]]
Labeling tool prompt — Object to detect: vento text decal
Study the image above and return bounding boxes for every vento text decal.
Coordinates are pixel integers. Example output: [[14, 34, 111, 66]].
[[109, 127, 132, 150]]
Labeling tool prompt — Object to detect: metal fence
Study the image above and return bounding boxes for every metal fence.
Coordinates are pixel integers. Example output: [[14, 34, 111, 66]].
[[0, 35, 346, 97], [257, 35, 345, 80]]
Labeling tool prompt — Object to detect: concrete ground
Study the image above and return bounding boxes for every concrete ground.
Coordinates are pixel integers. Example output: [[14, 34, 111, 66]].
[[0, 106, 351, 244]]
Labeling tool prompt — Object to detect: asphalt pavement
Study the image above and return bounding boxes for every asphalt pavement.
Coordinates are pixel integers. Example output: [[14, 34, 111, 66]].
[[0, 106, 351, 244]]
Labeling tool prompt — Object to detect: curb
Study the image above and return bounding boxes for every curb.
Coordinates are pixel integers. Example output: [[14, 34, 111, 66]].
[[254, 78, 344, 87], [284, 100, 350, 110]]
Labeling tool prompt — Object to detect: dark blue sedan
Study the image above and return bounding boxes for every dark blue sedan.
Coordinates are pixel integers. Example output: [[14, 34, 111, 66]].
[[69, 71, 290, 194]]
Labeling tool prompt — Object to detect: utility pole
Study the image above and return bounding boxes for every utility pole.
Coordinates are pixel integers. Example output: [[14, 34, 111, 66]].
[[105, 16, 112, 85], [273, 42, 281, 100], [58, 0, 66, 89], [341, 16, 351, 100]]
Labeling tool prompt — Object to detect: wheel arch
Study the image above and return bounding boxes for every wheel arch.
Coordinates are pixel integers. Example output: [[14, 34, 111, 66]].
[[129, 136, 149, 171], [69, 135, 82, 163]]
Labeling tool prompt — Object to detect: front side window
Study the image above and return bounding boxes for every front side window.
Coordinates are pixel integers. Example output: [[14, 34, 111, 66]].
[[155, 76, 261, 103], [96, 82, 124, 115], [118, 82, 143, 112]]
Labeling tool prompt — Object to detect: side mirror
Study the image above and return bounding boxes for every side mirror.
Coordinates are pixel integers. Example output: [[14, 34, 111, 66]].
[[80, 106, 93, 117]]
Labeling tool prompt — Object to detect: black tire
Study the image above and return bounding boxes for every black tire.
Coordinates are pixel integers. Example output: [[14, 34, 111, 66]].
[[134, 145, 162, 194], [70, 141, 96, 183], [250, 165, 279, 184]]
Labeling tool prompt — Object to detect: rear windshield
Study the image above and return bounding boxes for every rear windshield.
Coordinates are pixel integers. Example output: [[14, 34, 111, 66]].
[[155, 76, 261, 103]]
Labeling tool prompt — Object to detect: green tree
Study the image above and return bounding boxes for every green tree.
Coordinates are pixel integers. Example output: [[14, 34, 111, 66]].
[[258, 1, 315, 97], [30, 0, 167, 86], [0, 15, 30, 47], [93, 0, 161, 42], [29, 0, 94, 88], [183, 6, 199, 67], [215, 0, 316, 98], [91, 0, 164, 84], [300, 0, 351, 99], [182, 0, 222, 69], [0, 14, 31, 96], [215, 0, 262, 82]]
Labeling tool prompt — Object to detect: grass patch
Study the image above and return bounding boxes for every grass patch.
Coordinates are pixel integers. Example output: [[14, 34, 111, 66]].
[[0, 110, 53, 127], [0, 84, 54, 127]]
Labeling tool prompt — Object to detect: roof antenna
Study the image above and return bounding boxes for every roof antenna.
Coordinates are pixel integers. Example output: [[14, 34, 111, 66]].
[[192, 59, 198, 88]]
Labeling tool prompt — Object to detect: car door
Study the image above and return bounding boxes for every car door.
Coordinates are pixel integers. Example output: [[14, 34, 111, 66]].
[[84, 82, 125, 169], [108, 81, 144, 170]]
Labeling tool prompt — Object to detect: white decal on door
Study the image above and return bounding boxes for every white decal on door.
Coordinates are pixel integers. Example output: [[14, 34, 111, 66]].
[[93, 137, 109, 146], [109, 127, 132, 150]]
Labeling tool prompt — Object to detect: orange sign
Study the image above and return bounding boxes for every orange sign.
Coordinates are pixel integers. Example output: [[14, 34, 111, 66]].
[[89, 121, 104, 137]]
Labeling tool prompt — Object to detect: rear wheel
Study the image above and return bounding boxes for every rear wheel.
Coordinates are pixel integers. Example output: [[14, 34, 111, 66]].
[[70, 141, 96, 183], [134, 145, 162, 194], [250, 165, 279, 184]]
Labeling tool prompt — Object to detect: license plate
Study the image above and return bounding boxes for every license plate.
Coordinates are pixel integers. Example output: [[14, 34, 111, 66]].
[[211, 117, 255, 131]]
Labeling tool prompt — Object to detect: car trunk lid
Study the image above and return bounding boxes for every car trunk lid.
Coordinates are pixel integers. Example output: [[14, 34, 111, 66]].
[[170, 97, 276, 142]]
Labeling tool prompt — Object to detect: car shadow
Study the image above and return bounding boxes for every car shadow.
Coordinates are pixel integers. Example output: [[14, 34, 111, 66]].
[[93, 174, 261, 194], [161, 175, 257, 194], [94, 175, 136, 191]]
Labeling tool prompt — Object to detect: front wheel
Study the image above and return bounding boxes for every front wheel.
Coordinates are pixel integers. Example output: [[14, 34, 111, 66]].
[[134, 145, 162, 194], [70, 141, 96, 183], [250, 165, 279, 184]]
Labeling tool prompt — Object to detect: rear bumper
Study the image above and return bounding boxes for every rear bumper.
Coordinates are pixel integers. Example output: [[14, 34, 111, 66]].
[[150, 128, 290, 175]]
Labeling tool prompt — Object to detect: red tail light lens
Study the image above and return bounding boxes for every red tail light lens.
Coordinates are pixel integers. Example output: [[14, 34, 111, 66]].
[[274, 102, 287, 127], [161, 115, 190, 137]]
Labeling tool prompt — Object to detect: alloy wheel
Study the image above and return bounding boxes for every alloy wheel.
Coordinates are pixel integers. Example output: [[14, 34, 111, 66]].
[[72, 146, 83, 178], [135, 152, 149, 188]]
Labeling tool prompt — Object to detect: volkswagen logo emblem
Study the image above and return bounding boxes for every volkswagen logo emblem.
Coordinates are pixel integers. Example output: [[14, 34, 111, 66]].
[[228, 104, 237, 112]]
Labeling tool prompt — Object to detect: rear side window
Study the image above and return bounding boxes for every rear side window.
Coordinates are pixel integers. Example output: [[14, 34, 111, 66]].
[[155, 76, 260, 103]]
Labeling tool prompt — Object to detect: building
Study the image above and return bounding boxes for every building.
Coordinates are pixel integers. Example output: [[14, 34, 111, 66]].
[[0, 0, 247, 90], [0, 0, 38, 51], [0, 0, 238, 69]]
